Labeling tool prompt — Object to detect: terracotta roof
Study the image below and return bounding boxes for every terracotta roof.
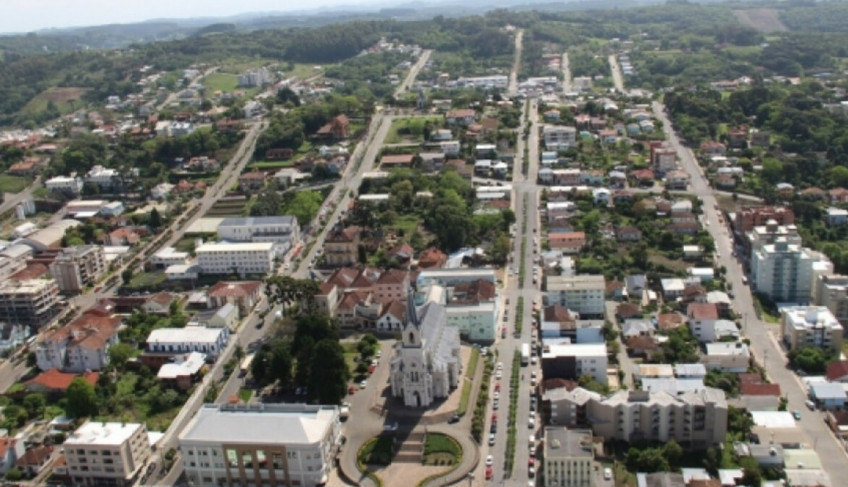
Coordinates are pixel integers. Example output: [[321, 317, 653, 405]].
[[318, 281, 337, 295], [657, 313, 684, 330], [326, 226, 359, 243], [451, 279, 496, 304], [418, 246, 447, 268], [543, 305, 577, 323], [376, 269, 408, 285], [350, 268, 378, 288], [606, 280, 624, 293], [380, 154, 415, 165], [42, 309, 120, 351], [149, 291, 174, 306], [827, 360, 848, 381], [688, 480, 721, 487], [27, 368, 99, 392], [631, 169, 655, 180], [617, 302, 641, 318], [239, 171, 267, 180], [626, 335, 658, 350], [480, 117, 499, 131], [16, 446, 52, 468], [10, 263, 49, 282], [687, 302, 719, 320], [740, 383, 781, 396], [446, 109, 476, 119], [389, 242, 414, 260], [541, 378, 579, 393], [801, 187, 825, 196], [739, 373, 765, 384], [682, 284, 707, 298], [208, 281, 262, 298], [337, 291, 370, 311], [380, 300, 406, 320]]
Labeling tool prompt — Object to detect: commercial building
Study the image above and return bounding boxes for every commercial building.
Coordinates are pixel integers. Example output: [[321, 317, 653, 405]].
[[0, 278, 59, 329], [813, 274, 848, 325], [544, 275, 606, 318], [150, 246, 190, 268], [750, 240, 832, 303], [196, 242, 275, 276], [587, 388, 728, 448], [179, 403, 341, 487], [543, 427, 594, 487], [64, 421, 152, 487], [142, 326, 230, 368], [49, 245, 107, 294], [217, 216, 300, 256], [781, 306, 843, 352], [541, 342, 608, 385]]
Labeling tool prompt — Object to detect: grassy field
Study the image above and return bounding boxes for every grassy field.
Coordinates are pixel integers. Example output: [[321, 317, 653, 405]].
[[466, 347, 480, 379], [204, 73, 240, 93], [238, 389, 253, 403], [19, 87, 86, 116], [422, 433, 461, 465], [248, 160, 296, 170], [385, 116, 443, 144], [457, 380, 473, 416], [358, 436, 395, 465], [288, 63, 326, 79], [128, 271, 167, 290], [0, 175, 32, 194], [390, 214, 420, 238]]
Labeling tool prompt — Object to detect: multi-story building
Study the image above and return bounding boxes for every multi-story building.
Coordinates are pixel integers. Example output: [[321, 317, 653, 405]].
[[35, 308, 120, 372], [178, 403, 341, 487], [150, 247, 190, 268], [745, 220, 802, 259], [64, 421, 151, 487], [0, 278, 59, 329], [544, 275, 606, 318], [543, 427, 594, 487], [781, 306, 843, 352], [49, 245, 107, 294], [217, 216, 300, 256], [195, 242, 275, 276], [45, 176, 83, 195], [430, 280, 499, 343], [373, 269, 409, 304], [417, 268, 496, 288], [237, 67, 271, 87], [541, 342, 608, 385], [733, 206, 795, 234], [85, 165, 119, 188], [587, 388, 728, 448], [814, 274, 848, 325], [750, 239, 832, 303], [543, 125, 577, 150], [323, 227, 360, 267], [543, 387, 601, 427], [142, 326, 230, 368]]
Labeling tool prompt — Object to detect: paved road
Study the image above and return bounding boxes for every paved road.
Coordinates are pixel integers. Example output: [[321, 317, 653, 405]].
[[655, 100, 848, 483], [608, 54, 625, 94], [0, 176, 39, 215], [508, 30, 524, 95], [395, 49, 432, 95], [561, 53, 572, 94]]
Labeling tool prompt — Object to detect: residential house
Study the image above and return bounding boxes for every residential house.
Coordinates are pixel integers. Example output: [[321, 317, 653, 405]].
[[626, 335, 659, 359], [379, 154, 415, 168], [315, 114, 350, 139], [827, 207, 848, 226], [829, 187, 848, 204], [827, 361, 848, 383], [548, 231, 586, 254], [238, 171, 267, 191], [625, 274, 647, 298], [445, 109, 477, 125], [702, 342, 750, 373], [661, 278, 686, 300], [107, 227, 141, 246], [324, 226, 360, 266], [616, 226, 642, 242], [666, 170, 690, 190], [418, 246, 447, 269], [26, 368, 99, 394], [809, 382, 846, 410], [376, 300, 406, 332], [142, 326, 230, 368]]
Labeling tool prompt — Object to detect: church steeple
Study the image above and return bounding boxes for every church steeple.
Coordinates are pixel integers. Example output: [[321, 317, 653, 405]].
[[403, 289, 420, 347]]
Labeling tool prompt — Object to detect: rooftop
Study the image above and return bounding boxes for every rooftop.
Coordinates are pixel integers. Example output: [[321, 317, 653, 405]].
[[66, 421, 145, 446], [543, 427, 593, 459]]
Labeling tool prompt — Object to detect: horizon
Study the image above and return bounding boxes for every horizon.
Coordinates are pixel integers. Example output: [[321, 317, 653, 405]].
[[0, 0, 382, 34]]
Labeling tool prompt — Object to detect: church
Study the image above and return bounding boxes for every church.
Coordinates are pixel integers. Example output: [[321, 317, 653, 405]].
[[390, 288, 462, 407]]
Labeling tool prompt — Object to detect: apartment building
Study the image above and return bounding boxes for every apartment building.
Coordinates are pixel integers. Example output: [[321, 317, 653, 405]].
[[417, 268, 496, 288], [813, 274, 848, 325], [733, 206, 795, 234], [195, 242, 275, 276], [543, 125, 577, 150], [587, 388, 728, 448], [217, 216, 300, 255], [179, 403, 341, 487], [64, 421, 152, 487], [543, 427, 594, 487], [323, 226, 360, 266], [541, 342, 608, 385], [781, 306, 843, 352], [750, 240, 832, 303], [543, 386, 601, 427], [45, 176, 83, 195], [36, 308, 120, 373], [49, 245, 107, 294], [0, 278, 59, 329], [544, 275, 606, 318]]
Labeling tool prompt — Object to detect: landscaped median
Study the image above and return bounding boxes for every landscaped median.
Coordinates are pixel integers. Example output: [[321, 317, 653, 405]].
[[457, 347, 480, 416], [356, 436, 389, 487], [471, 354, 495, 443], [417, 433, 464, 487], [504, 350, 521, 476]]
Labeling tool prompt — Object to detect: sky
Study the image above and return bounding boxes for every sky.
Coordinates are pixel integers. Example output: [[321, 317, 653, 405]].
[[0, 0, 376, 33]]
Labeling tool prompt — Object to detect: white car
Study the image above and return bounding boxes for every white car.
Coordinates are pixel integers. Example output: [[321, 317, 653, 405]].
[[528, 417, 535, 429], [486, 455, 494, 466], [496, 371, 503, 380], [497, 362, 503, 370], [360, 380, 367, 389], [604, 467, 613, 480]]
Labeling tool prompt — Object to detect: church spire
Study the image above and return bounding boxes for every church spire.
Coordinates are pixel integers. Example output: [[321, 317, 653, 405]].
[[405, 287, 419, 328]]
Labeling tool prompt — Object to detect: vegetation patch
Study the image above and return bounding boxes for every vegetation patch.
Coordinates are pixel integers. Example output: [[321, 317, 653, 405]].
[[385, 116, 443, 144], [203, 73, 239, 93], [0, 175, 31, 194], [127, 271, 167, 291], [422, 433, 461, 465], [457, 380, 472, 417], [466, 347, 479, 379], [358, 435, 396, 466], [504, 351, 521, 476], [248, 160, 296, 170]]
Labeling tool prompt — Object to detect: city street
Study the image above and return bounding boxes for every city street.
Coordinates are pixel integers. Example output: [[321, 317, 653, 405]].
[[654, 100, 848, 482], [561, 52, 572, 94]]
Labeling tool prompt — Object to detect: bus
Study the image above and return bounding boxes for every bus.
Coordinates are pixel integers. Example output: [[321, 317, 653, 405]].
[[521, 343, 530, 366], [239, 353, 255, 378]]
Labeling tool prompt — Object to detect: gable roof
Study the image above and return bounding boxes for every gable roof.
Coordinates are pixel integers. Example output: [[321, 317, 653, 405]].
[[208, 281, 262, 298], [380, 300, 406, 321], [626, 335, 658, 350], [740, 382, 781, 396], [827, 360, 848, 381], [544, 305, 577, 323], [451, 279, 496, 304], [27, 368, 99, 392], [688, 302, 719, 320], [376, 269, 408, 285]]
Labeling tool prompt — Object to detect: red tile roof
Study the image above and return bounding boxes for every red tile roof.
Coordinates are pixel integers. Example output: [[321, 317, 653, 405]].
[[16, 445, 52, 468], [827, 361, 848, 381], [208, 281, 262, 298], [380, 300, 406, 320], [740, 383, 781, 396], [27, 368, 99, 392], [42, 310, 120, 351], [687, 303, 719, 320], [657, 313, 684, 330], [617, 303, 641, 318], [376, 269, 408, 285], [543, 305, 578, 323], [10, 263, 48, 282], [626, 335, 658, 350]]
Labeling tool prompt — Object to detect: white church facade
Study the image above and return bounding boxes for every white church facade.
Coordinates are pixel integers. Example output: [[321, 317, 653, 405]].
[[390, 290, 461, 407]]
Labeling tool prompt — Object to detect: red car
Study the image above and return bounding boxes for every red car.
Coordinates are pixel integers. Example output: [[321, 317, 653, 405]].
[[494, 382, 501, 392], [492, 413, 498, 423], [348, 386, 355, 395], [485, 466, 493, 480], [528, 457, 535, 467]]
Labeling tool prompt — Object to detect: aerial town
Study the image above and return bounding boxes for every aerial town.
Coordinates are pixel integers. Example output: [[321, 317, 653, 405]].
[[1, 2, 848, 487]]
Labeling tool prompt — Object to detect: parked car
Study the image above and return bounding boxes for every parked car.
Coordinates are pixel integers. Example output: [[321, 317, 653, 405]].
[[604, 467, 613, 480], [448, 414, 460, 424], [486, 455, 494, 466]]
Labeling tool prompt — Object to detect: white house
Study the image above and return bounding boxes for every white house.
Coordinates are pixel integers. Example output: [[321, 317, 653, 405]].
[[208, 303, 239, 329], [151, 182, 175, 199], [145, 326, 230, 358], [702, 342, 750, 373]]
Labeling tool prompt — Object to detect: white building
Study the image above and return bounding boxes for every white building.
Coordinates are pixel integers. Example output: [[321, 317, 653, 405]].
[[217, 216, 300, 256], [751, 239, 832, 303], [179, 403, 341, 487], [238, 67, 271, 87], [35, 310, 120, 372], [543, 125, 577, 150], [390, 293, 461, 407], [781, 306, 843, 352], [150, 247, 190, 268], [541, 342, 608, 384], [417, 268, 496, 288], [45, 176, 83, 195], [195, 242, 275, 276], [544, 275, 606, 318], [150, 182, 175, 199], [145, 326, 230, 358], [813, 274, 848, 325], [64, 421, 152, 487], [456, 75, 508, 89], [543, 427, 594, 487], [85, 165, 119, 188], [702, 342, 751, 373]]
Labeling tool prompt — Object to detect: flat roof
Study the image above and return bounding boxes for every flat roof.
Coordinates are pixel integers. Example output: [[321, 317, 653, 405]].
[[543, 343, 607, 358], [543, 427, 593, 459], [219, 216, 295, 227], [196, 242, 275, 252], [147, 326, 226, 345], [185, 217, 225, 234], [179, 403, 338, 446], [66, 421, 144, 446], [751, 411, 797, 428]]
